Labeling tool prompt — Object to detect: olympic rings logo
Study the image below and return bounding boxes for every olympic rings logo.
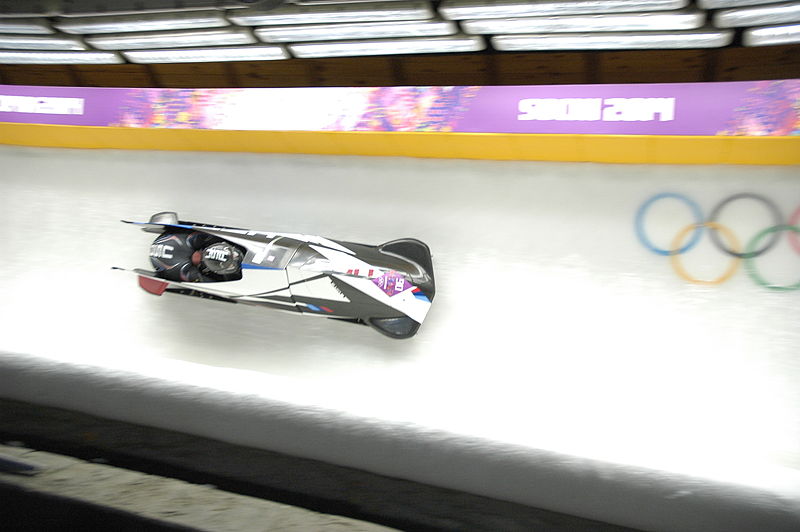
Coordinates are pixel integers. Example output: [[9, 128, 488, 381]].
[[635, 193, 800, 291]]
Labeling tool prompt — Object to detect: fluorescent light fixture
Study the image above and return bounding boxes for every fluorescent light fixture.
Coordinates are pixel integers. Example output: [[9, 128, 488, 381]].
[[462, 9, 705, 34], [439, 0, 689, 21], [0, 34, 88, 51], [288, 33, 485, 57], [54, 10, 230, 35], [86, 28, 256, 50], [713, 1, 800, 28], [491, 27, 734, 50], [123, 45, 289, 63], [294, 0, 411, 4], [0, 50, 124, 64], [229, 1, 434, 26], [699, 0, 788, 8], [57, 0, 253, 17], [743, 21, 800, 44], [0, 18, 53, 35], [255, 19, 456, 42]]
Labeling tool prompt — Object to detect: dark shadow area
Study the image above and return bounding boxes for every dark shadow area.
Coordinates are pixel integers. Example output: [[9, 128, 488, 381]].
[[0, 399, 640, 532], [0, 483, 194, 532]]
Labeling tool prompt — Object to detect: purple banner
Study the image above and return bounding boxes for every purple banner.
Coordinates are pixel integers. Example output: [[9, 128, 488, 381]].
[[1, 80, 798, 136], [458, 83, 747, 136], [0, 85, 128, 126]]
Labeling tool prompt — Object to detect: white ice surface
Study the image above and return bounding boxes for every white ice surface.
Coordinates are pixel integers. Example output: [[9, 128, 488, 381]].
[[0, 145, 799, 530]]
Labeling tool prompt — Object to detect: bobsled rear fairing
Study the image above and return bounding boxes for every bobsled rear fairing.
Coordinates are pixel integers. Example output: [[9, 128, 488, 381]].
[[117, 212, 434, 339]]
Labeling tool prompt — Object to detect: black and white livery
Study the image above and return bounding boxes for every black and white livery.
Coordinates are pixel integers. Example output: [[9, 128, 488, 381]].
[[117, 212, 435, 339]]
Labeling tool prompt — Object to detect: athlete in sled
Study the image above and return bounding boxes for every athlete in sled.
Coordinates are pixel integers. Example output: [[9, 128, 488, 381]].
[[116, 212, 435, 339]]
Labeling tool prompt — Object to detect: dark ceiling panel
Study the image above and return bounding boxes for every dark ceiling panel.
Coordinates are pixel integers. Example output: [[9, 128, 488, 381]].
[[310, 56, 397, 86], [0, 64, 77, 86], [231, 59, 315, 87], [149, 61, 233, 87], [72, 64, 156, 87], [399, 53, 493, 86], [598, 49, 709, 83], [716, 43, 800, 81], [1, 46, 800, 87], [494, 52, 589, 85]]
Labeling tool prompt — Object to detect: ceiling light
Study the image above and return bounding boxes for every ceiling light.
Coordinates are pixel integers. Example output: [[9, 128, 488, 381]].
[[699, 0, 788, 8], [0, 18, 53, 34], [743, 21, 800, 44], [491, 27, 734, 50], [0, 34, 88, 51], [123, 45, 289, 63], [255, 19, 456, 42], [293, 0, 411, 4], [56, 0, 255, 17], [462, 9, 705, 34], [54, 10, 230, 35], [288, 33, 484, 57], [0, 50, 124, 64], [439, 0, 689, 21], [86, 28, 256, 50], [713, 1, 800, 28], [229, 1, 434, 26]]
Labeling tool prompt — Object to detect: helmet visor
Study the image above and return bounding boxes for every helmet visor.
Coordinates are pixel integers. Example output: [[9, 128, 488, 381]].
[[201, 243, 241, 274]]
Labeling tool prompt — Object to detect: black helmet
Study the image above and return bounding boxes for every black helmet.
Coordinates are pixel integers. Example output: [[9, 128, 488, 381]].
[[201, 243, 241, 275]]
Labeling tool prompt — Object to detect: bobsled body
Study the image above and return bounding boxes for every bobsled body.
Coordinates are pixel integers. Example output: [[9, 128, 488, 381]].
[[118, 212, 435, 339]]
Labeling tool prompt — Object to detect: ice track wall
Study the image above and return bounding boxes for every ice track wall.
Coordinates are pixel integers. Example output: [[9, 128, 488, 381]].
[[0, 146, 799, 531], [1, 122, 799, 165]]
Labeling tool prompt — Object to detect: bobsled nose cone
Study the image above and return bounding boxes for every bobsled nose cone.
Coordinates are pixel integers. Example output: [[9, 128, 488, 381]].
[[417, 277, 435, 302]]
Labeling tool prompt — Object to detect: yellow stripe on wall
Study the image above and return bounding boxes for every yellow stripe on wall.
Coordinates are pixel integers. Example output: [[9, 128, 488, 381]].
[[0, 122, 798, 165]]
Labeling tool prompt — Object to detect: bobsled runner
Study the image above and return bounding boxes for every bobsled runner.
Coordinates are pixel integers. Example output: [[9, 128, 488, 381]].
[[116, 212, 435, 339]]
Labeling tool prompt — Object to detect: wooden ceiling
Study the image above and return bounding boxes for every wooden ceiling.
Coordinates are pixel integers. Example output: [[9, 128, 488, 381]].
[[0, 44, 798, 88]]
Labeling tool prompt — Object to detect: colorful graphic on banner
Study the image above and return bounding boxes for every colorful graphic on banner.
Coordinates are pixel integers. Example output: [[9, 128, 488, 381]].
[[1, 80, 798, 136], [112, 86, 480, 132], [717, 80, 800, 136], [113, 88, 228, 129], [350, 86, 480, 132]]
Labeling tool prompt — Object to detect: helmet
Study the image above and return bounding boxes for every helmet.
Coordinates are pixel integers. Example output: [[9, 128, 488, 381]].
[[201, 243, 242, 275]]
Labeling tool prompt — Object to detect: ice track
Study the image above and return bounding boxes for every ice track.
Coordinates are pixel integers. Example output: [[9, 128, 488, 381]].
[[1, 145, 799, 531]]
